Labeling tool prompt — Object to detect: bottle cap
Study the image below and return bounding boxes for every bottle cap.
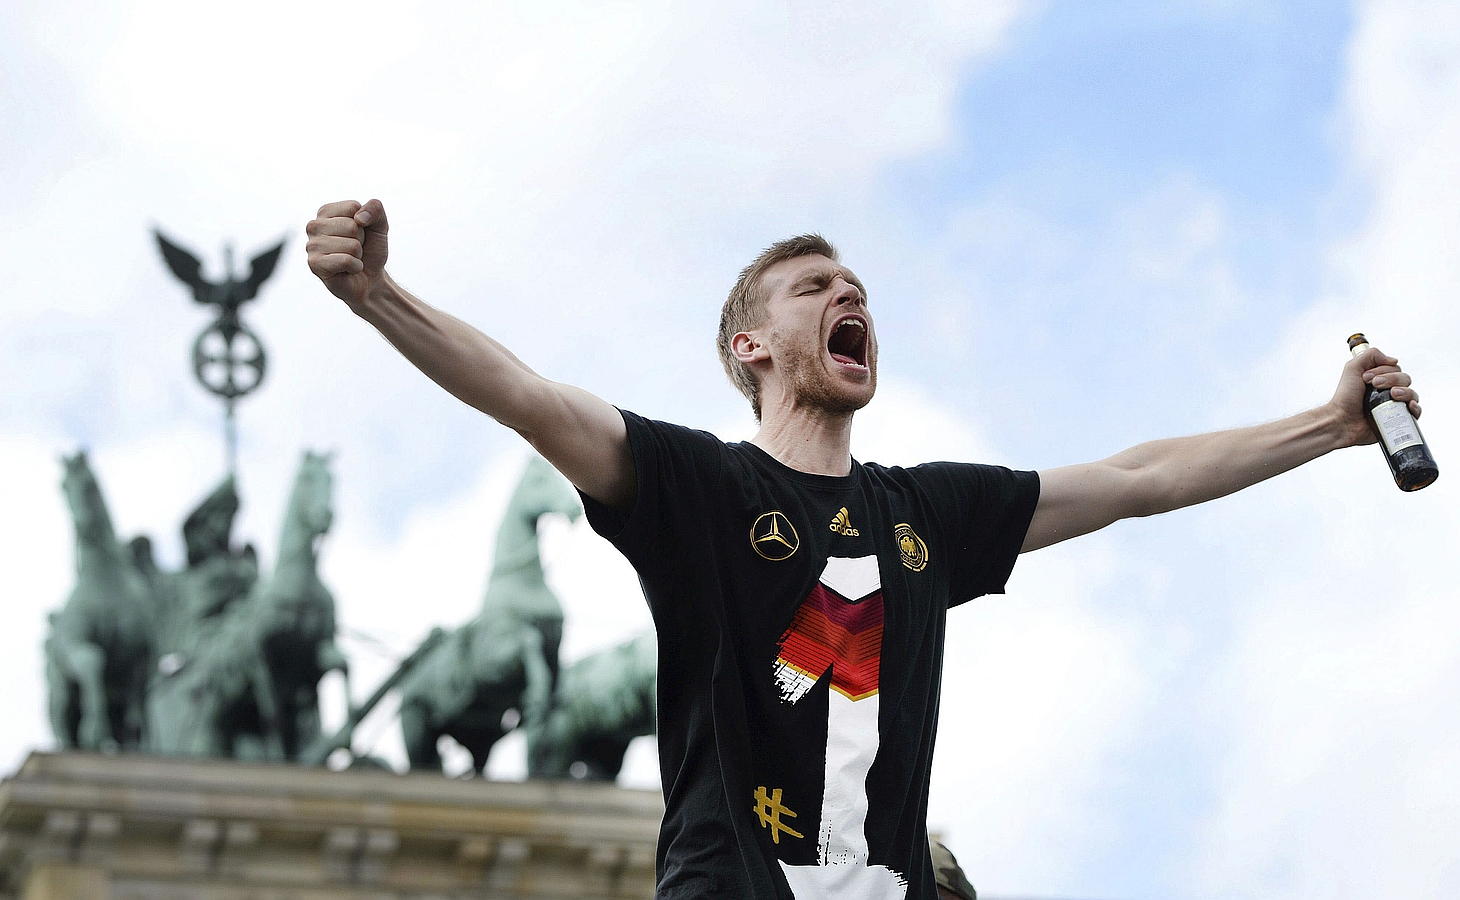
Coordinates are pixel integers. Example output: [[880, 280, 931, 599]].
[[1347, 333, 1369, 350]]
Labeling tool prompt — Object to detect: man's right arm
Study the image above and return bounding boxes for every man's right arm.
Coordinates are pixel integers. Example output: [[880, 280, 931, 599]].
[[305, 199, 634, 509]]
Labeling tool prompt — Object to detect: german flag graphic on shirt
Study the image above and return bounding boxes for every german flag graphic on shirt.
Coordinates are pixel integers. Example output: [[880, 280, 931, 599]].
[[770, 555, 909, 897], [772, 576, 882, 703]]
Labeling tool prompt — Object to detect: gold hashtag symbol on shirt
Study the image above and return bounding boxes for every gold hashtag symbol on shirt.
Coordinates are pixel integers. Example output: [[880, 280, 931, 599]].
[[752, 786, 804, 844]]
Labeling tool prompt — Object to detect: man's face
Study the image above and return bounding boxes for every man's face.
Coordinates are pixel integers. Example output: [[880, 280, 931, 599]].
[[749, 253, 878, 416]]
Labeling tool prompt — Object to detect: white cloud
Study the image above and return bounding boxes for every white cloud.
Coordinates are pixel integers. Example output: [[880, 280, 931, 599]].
[[1184, 2, 1460, 896]]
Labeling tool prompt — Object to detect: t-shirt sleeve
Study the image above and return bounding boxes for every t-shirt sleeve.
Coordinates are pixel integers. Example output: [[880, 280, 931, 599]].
[[577, 407, 726, 566], [912, 461, 1041, 608]]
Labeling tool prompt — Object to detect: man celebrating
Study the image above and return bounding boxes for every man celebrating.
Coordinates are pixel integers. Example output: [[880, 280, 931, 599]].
[[306, 199, 1422, 899]]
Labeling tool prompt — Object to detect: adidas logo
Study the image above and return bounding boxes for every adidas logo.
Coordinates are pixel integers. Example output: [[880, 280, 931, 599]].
[[828, 507, 860, 537]]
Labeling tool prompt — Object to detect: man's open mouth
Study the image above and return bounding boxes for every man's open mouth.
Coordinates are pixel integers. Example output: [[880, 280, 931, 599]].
[[827, 315, 869, 369]]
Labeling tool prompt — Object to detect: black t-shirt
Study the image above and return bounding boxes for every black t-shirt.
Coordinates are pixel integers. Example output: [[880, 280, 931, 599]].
[[580, 409, 1040, 899]]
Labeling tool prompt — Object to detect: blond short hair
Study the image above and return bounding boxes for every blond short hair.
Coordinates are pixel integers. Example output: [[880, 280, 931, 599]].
[[716, 234, 839, 421]]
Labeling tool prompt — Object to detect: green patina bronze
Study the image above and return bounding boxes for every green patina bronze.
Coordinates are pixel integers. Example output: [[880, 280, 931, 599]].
[[146, 450, 343, 761], [50, 450, 157, 752], [144, 542, 277, 759], [528, 631, 657, 781], [396, 455, 582, 774], [50, 448, 343, 762], [255, 449, 348, 759], [49, 440, 660, 778]]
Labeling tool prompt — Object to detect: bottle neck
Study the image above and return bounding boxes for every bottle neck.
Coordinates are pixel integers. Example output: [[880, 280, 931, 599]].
[[1350, 340, 1371, 360]]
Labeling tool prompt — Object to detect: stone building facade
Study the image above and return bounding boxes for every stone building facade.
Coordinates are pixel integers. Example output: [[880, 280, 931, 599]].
[[0, 753, 660, 899]]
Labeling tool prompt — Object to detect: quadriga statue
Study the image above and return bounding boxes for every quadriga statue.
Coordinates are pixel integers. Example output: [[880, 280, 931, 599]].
[[396, 455, 582, 773], [528, 631, 657, 782]]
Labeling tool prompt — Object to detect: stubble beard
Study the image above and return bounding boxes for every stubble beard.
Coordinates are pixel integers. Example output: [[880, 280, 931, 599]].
[[775, 339, 876, 418]]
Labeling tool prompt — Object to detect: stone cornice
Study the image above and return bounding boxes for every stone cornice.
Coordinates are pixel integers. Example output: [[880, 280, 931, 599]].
[[0, 752, 662, 898]]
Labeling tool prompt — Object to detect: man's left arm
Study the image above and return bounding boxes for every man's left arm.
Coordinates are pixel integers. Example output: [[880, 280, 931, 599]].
[[1021, 346, 1422, 553]]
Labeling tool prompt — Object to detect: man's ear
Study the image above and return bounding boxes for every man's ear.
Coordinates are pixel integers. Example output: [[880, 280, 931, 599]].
[[731, 331, 769, 365]]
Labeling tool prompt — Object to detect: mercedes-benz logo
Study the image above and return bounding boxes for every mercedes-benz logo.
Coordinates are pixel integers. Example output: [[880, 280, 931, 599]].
[[750, 511, 800, 561]]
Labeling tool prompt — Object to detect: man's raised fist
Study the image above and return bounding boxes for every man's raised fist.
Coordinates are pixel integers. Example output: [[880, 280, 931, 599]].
[[305, 198, 389, 306]]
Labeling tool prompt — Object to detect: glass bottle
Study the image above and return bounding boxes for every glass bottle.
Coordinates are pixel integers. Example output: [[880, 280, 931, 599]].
[[1347, 333, 1438, 491]]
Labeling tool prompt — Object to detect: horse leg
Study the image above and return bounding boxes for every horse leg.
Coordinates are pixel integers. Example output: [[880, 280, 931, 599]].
[[120, 660, 151, 750], [293, 682, 324, 760], [538, 618, 564, 697], [584, 736, 633, 782], [400, 700, 442, 772], [453, 719, 503, 778], [249, 661, 286, 761], [116, 689, 137, 751], [45, 653, 79, 749], [308, 639, 348, 749], [519, 630, 553, 730], [233, 732, 268, 761], [526, 709, 570, 779], [470, 743, 492, 775], [59, 641, 113, 751]]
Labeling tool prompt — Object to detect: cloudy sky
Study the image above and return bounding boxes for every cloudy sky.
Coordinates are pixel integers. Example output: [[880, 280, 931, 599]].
[[4, 1, 1457, 897]]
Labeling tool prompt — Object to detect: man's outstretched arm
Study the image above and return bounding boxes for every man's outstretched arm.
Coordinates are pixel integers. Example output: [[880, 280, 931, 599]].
[[1021, 347, 1423, 553], [305, 199, 633, 509]]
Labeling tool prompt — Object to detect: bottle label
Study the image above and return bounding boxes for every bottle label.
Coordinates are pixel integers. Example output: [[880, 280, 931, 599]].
[[1372, 399, 1423, 454]]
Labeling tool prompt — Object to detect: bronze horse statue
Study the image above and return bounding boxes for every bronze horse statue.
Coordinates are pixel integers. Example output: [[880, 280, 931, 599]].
[[528, 631, 657, 781], [50, 450, 156, 751], [254, 449, 348, 760], [397, 455, 582, 773]]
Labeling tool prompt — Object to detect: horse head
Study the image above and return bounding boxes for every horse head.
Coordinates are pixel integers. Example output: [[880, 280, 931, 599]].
[[513, 454, 583, 527], [59, 448, 111, 543], [289, 450, 336, 541]]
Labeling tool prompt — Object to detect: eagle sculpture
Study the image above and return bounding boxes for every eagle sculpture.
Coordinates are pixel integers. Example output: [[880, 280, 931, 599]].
[[154, 230, 285, 314]]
